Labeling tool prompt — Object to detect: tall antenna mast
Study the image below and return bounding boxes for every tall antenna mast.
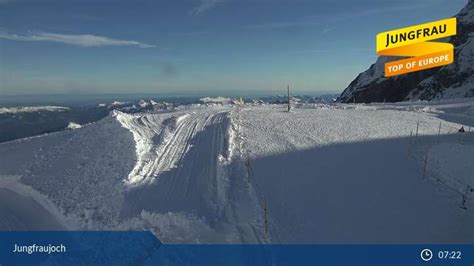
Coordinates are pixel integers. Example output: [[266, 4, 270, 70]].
[[287, 84, 291, 112]]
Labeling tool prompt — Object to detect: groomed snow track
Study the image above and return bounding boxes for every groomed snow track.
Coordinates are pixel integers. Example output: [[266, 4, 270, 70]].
[[115, 108, 265, 243], [2, 101, 473, 244]]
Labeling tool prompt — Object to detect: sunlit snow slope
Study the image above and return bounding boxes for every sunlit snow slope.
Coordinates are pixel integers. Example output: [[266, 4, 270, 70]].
[[1, 100, 473, 244]]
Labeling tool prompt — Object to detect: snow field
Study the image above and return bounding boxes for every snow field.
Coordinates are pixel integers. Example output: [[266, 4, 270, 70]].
[[1, 100, 473, 244]]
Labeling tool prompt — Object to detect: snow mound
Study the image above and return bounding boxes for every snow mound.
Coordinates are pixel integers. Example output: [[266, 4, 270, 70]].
[[114, 110, 195, 185], [0, 114, 136, 229], [66, 122, 82, 130], [200, 97, 231, 104]]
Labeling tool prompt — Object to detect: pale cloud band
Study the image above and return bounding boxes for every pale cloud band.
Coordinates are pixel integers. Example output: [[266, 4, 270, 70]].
[[0, 31, 156, 48], [190, 0, 225, 15]]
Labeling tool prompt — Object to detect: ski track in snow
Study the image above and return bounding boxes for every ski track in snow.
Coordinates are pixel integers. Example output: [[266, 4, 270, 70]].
[[115, 107, 264, 243], [115, 110, 230, 185], [1, 100, 474, 244]]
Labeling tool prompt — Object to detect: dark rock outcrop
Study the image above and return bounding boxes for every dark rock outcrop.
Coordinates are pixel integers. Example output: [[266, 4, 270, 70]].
[[339, 0, 474, 103]]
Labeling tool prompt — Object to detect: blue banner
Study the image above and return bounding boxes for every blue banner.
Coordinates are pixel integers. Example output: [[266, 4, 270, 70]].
[[150, 244, 474, 266], [0, 232, 473, 265], [0, 231, 162, 265]]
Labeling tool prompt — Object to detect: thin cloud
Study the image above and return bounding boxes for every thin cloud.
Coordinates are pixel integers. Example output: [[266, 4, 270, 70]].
[[248, 2, 431, 30], [321, 28, 333, 34], [0, 31, 156, 48], [248, 20, 322, 30], [190, 0, 225, 15]]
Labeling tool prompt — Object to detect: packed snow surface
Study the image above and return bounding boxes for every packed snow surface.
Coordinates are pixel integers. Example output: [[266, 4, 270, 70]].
[[240, 106, 460, 156], [1, 99, 473, 244], [199, 97, 231, 104], [66, 122, 82, 130], [239, 104, 473, 243]]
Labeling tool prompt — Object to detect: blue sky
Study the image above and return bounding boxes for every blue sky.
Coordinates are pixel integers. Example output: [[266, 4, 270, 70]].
[[0, 0, 468, 96]]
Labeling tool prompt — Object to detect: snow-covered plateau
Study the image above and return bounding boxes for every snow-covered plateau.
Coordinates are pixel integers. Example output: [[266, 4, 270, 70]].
[[0, 99, 473, 244]]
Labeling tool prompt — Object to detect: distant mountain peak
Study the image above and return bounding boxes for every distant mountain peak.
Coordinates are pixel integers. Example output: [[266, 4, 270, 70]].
[[338, 1, 474, 103]]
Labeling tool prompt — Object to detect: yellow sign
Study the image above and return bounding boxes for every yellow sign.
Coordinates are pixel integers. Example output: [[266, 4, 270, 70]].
[[376, 18, 457, 77]]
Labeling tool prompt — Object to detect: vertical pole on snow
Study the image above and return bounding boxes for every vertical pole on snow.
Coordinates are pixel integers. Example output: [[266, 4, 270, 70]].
[[461, 195, 467, 210], [437, 121, 442, 144], [287, 85, 291, 112], [422, 152, 428, 179], [237, 98, 244, 154], [461, 185, 472, 210], [461, 186, 468, 210]]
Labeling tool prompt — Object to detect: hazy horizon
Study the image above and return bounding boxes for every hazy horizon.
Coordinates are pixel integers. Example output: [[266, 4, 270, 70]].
[[0, 90, 340, 106]]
